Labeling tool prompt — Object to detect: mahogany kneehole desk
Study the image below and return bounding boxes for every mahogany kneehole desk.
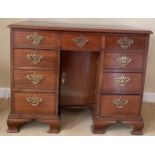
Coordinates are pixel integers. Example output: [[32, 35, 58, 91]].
[[7, 21, 152, 135]]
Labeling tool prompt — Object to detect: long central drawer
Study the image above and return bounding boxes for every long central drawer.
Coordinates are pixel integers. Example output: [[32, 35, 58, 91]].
[[61, 32, 101, 51]]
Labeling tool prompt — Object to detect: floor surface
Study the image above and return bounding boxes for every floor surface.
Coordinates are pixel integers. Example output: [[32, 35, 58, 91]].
[[0, 101, 155, 136]]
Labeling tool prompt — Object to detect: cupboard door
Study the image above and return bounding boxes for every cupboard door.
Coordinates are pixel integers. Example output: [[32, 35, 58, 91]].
[[60, 51, 98, 106]]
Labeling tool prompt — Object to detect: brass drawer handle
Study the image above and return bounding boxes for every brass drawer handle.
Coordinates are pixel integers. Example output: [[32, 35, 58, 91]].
[[26, 95, 43, 106], [73, 35, 89, 48], [117, 36, 134, 49], [27, 32, 44, 45], [26, 72, 43, 85], [116, 55, 132, 67], [113, 97, 128, 108], [114, 74, 130, 86], [27, 52, 44, 64]]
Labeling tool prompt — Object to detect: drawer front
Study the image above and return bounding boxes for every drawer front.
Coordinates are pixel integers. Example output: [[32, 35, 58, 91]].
[[62, 32, 101, 51], [106, 34, 146, 50], [104, 53, 144, 70], [102, 73, 142, 93], [14, 92, 56, 114], [100, 95, 141, 117], [14, 49, 58, 68], [14, 70, 57, 91], [14, 30, 59, 49]]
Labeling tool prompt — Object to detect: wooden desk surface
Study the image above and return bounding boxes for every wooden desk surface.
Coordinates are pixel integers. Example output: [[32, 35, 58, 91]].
[[8, 21, 152, 34]]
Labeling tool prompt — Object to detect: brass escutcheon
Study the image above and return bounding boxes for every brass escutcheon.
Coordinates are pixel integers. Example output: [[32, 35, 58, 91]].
[[26, 72, 43, 85], [27, 52, 44, 64], [113, 97, 128, 109], [114, 74, 130, 86], [73, 35, 89, 48], [117, 36, 134, 50], [26, 95, 43, 107], [27, 32, 44, 45], [116, 55, 132, 67]]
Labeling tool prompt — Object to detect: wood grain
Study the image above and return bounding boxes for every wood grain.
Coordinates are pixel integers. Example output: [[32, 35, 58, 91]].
[[14, 29, 59, 49], [14, 69, 57, 91], [100, 95, 141, 117], [14, 49, 58, 68], [14, 92, 56, 114], [106, 34, 146, 50], [103, 53, 144, 70], [61, 32, 101, 51], [60, 51, 98, 106], [102, 73, 142, 94], [7, 21, 151, 134]]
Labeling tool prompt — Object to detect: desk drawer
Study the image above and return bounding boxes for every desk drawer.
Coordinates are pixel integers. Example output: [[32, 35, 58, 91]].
[[100, 95, 141, 117], [14, 49, 58, 68], [14, 30, 59, 49], [103, 53, 144, 70], [14, 70, 57, 91], [102, 73, 142, 93], [14, 92, 56, 114], [106, 34, 146, 51], [62, 32, 101, 51]]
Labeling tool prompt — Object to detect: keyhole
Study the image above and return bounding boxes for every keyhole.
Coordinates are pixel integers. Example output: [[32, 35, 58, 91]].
[[61, 73, 66, 84]]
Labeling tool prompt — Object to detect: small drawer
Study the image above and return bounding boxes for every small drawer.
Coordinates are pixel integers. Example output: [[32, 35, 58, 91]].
[[14, 70, 57, 91], [14, 92, 56, 114], [14, 49, 58, 68], [100, 95, 141, 117], [102, 73, 142, 93], [103, 53, 144, 70], [62, 32, 101, 51], [106, 34, 146, 51], [13, 30, 59, 49]]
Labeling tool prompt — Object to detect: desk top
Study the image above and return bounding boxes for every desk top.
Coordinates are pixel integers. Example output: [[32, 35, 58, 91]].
[[8, 21, 153, 34]]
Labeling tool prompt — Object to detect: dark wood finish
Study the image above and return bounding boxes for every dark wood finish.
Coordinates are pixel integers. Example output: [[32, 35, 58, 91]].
[[92, 117, 144, 135], [7, 116, 60, 133], [8, 21, 152, 34], [14, 49, 58, 68], [14, 70, 57, 91], [106, 34, 146, 50], [60, 51, 98, 106], [103, 53, 144, 70], [100, 95, 141, 117], [8, 26, 61, 133], [7, 21, 152, 134], [93, 33, 150, 135], [102, 73, 142, 94], [14, 29, 59, 49], [14, 92, 56, 114], [61, 32, 101, 51]]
